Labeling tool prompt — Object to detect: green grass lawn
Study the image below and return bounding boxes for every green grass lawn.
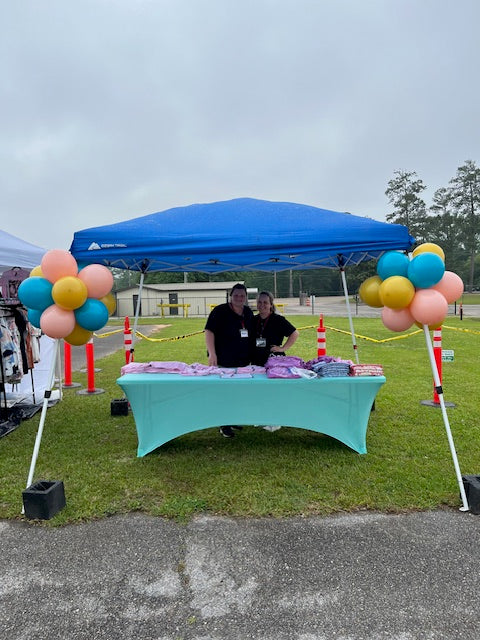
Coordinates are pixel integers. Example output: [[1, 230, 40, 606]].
[[1, 314, 479, 525], [460, 293, 480, 304]]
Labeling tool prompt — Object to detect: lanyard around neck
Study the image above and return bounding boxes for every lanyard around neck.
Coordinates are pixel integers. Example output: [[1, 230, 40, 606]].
[[257, 313, 271, 336]]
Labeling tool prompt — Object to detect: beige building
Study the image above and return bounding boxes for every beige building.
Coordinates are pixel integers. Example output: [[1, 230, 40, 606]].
[[114, 281, 258, 317]]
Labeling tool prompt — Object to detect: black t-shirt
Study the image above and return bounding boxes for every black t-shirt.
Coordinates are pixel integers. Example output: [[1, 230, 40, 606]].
[[252, 312, 297, 366], [205, 303, 254, 367]]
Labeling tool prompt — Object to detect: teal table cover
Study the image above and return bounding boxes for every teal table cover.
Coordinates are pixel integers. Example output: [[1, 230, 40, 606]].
[[117, 373, 386, 457]]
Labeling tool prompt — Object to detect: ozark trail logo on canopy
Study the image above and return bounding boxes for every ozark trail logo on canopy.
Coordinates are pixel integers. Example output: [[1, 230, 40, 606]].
[[87, 242, 127, 250]]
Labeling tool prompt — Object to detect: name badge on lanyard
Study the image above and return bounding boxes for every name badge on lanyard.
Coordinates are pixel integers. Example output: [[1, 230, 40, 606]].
[[256, 337, 266, 347], [240, 329, 248, 338]]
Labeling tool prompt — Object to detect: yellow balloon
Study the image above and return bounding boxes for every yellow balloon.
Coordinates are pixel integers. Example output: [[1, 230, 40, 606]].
[[414, 321, 443, 331], [52, 276, 88, 310], [100, 292, 116, 315], [379, 276, 415, 309], [30, 265, 43, 277], [358, 276, 383, 308], [64, 323, 93, 346], [412, 243, 445, 261]]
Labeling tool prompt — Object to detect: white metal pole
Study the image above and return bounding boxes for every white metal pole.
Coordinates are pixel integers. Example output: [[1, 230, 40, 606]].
[[422, 325, 469, 511], [131, 271, 145, 356], [340, 268, 360, 364], [23, 338, 60, 509]]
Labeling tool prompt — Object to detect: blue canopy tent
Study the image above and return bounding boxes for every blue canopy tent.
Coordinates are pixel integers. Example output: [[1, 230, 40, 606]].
[[69, 197, 414, 273], [70, 197, 415, 362], [67, 198, 471, 511]]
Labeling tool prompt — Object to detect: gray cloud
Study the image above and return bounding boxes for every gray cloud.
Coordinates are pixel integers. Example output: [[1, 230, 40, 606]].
[[1, 0, 479, 251]]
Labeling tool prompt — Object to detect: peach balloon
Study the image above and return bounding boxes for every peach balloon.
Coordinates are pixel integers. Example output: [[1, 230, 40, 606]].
[[412, 242, 445, 261], [78, 264, 114, 299], [41, 249, 78, 283], [40, 304, 76, 339], [409, 289, 448, 327], [381, 306, 415, 332], [64, 323, 93, 346], [431, 271, 464, 303]]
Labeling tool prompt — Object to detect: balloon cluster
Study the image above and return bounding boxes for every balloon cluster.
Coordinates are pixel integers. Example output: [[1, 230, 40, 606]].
[[18, 249, 116, 346], [358, 243, 464, 332]]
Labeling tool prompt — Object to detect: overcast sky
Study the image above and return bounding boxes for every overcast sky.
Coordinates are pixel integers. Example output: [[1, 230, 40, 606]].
[[2, 0, 479, 252]]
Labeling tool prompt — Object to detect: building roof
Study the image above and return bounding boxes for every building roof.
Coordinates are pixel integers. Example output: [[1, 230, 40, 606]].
[[116, 281, 245, 294]]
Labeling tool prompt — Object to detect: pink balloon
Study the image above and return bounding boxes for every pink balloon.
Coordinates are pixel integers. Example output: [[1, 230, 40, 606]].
[[431, 271, 464, 303], [381, 306, 415, 332], [78, 264, 114, 299], [40, 304, 76, 339], [409, 289, 448, 326], [41, 249, 78, 283]]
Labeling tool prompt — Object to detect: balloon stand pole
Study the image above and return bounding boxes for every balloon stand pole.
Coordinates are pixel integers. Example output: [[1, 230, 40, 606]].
[[62, 341, 81, 389], [340, 268, 359, 364], [77, 339, 104, 396], [422, 325, 469, 511], [23, 338, 61, 514], [55, 340, 63, 401], [420, 327, 455, 408]]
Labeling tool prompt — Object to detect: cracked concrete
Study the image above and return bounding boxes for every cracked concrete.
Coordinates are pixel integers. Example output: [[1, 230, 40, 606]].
[[1, 510, 480, 639]]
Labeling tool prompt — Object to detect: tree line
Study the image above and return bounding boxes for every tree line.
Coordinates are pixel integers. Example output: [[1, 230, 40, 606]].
[[113, 159, 479, 297], [385, 159, 479, 293]]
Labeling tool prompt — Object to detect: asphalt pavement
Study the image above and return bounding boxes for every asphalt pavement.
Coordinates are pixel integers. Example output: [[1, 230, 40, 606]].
[[2, 509, 480, 639]]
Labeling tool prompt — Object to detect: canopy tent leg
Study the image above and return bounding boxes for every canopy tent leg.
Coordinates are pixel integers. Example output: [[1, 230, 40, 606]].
[[340, 268, 360, 364], [422, 325, 469, 511], [131, 272, 145, 361], [23, 338, 60, 513]]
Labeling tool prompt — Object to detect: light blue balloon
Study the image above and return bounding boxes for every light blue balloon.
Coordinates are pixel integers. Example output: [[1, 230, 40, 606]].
[[18, 277, 54, 311], [27, 308, 42, 328], [74, 298, 109, 331], [377, 252, 409, 280], [407, 253, 445, 289]]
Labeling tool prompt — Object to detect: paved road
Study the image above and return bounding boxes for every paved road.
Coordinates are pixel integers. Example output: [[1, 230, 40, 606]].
[[1, 509, 480, 639], [66, 324, 166, 372]]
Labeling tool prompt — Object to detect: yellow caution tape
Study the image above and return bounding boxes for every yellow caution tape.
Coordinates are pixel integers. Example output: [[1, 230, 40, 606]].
[[93, 328, 123, 338], [93, 321, 479, 346], [443, 324, 480, 336]]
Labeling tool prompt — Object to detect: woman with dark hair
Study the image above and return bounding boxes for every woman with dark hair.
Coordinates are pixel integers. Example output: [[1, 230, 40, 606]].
[[252, 291, 299, 366], [204, 283, 254, 438]]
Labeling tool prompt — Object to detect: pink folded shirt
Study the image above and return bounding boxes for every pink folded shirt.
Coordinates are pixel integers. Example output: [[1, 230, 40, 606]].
[[121, 362, 266, 377]]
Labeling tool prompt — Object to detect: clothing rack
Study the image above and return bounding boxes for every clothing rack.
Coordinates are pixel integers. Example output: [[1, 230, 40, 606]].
[[0, 300, 36, 419]]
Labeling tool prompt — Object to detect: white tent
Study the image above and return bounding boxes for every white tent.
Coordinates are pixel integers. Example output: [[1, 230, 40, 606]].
[[0, 229, 47, 273]]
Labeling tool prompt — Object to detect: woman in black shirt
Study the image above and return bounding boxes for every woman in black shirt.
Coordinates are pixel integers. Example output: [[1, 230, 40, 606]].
[[252, 291, 299, 366]]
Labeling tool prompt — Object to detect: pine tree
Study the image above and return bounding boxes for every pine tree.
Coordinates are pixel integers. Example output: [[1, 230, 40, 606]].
[[385, 170, 427, 241], [448, 160, 480, 292]]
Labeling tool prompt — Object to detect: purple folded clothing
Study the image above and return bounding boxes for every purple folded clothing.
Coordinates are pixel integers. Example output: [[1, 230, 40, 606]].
[[265, 355, 306, 369], [266, 366, 302, 379]]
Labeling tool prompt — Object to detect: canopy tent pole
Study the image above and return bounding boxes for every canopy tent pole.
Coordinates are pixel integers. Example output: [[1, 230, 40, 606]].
[[339, 267, 360, 364], [23, 338, 60, 512], [422, 325, 469, 511], [130, 271, 145, 360]]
